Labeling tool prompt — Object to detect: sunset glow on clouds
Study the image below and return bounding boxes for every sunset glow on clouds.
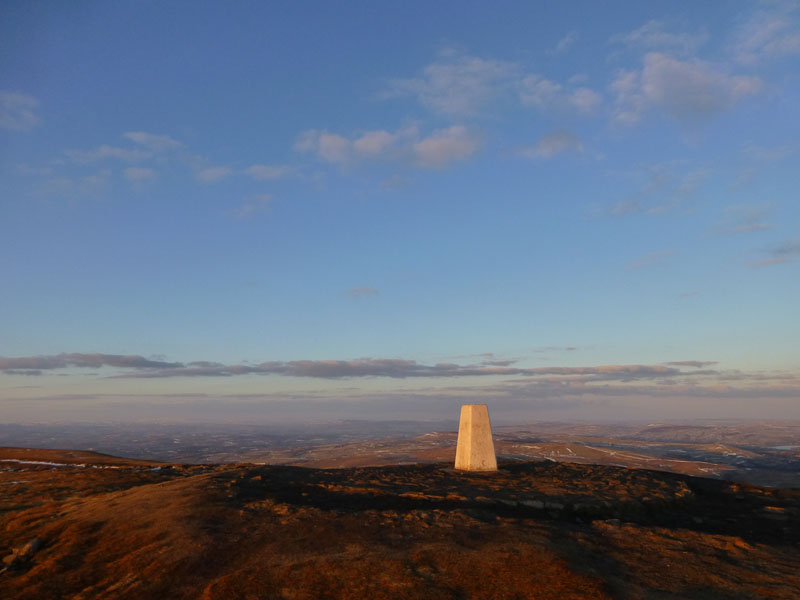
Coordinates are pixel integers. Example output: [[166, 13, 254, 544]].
[[1, 1, 798, 422]]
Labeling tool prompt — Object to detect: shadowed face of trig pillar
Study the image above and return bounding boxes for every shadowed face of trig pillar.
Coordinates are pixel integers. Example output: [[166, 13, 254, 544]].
[[454, 404, 498, 471]]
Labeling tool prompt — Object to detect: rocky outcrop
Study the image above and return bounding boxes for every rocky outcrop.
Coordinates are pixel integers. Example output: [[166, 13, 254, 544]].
[[2, 538, 42, 571]]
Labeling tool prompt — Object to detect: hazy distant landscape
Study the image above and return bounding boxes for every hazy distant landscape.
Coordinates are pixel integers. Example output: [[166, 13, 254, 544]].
[[3, 419, 798, 487]]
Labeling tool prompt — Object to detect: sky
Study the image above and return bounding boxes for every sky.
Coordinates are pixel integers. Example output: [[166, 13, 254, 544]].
[[1, 1, 799, 424]]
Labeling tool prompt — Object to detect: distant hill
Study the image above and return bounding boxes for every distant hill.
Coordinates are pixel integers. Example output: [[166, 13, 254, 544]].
[[2, 421, 798, 488], [2, 447, 799, 599]]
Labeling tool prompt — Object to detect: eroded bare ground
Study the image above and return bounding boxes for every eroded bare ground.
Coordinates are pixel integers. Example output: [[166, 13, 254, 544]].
[[1, 450, 799, 600]]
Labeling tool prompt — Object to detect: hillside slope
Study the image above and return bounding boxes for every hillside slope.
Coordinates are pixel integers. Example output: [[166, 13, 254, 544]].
[[2, 448, 799, 599]]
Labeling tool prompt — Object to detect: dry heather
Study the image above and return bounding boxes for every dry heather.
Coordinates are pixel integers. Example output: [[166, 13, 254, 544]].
[[1, 449, 799, 599]]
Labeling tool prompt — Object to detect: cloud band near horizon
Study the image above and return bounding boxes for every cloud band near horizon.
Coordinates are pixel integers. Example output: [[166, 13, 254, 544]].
[[0, 353, 717, 381]]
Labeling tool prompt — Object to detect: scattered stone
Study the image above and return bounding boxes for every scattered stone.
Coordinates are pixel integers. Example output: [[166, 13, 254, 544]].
[[762, 507, 789, 521], [763, 506, 786, 513], [19, 538, 42, 558], [2, 553, 19, 568], [2, 538, 42, 570]]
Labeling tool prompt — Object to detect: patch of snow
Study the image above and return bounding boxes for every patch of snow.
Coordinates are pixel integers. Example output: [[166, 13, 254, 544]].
[[0, 459, 86, 468], [0, 459, 124, 470]]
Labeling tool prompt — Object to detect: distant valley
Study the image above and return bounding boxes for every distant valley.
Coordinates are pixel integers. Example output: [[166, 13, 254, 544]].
[[2, 420, 798, 487]]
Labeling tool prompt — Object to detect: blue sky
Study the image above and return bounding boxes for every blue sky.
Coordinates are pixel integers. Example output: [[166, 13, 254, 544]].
[[2, 1, 799, 423]]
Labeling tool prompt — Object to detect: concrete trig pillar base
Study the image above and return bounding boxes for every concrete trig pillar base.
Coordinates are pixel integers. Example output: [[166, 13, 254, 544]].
[[454, 404, 497, 471]]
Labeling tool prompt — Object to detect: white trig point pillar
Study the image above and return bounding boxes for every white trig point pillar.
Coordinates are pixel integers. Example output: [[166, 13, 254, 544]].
[[454, 404, 497, 471]]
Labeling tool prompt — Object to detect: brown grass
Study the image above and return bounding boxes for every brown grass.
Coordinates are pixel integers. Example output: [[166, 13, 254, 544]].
[[1, 449, 799, 599]]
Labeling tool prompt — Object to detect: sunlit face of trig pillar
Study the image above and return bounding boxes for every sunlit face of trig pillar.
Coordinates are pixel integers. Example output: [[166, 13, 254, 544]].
[[454, 404, 498, 471]]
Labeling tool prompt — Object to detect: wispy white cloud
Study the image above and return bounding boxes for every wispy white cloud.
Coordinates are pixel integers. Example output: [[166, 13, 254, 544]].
[[15, 353, 799, 414], [385, 48, 602, 118], [665, 360, 717, 368], [751, 237, 800, 267], [296, 127, 402, 164], [233, 193, 272, 219], [123, 131, 181, 152], [733, 223, 772, 234], [89, 357, 690, 380], [106, 360, 708, 381], [0, 353, 182, 372], [627, 249, 674, 270], [16, 164, 54, 176], [519, 74, 601, 114], [674, 168, 709, 197], [611, 53, 762, 125], [0, 91, 41, 131], [734, 143, 796, 188], [751, 256, 793, 267], [244, 164, 291, 180], [732, 3, 800, 65], [295, 124, 480, 169], [295, 130, 352, 163], [385, 48, 518, 116], [124, 167, 157, 182], [610, 163, 707, 216], [79, 171, 111, 193], [608, 165, 670, 215], [64, 145, 150, 164], [519, 130, 583, 159], [37, 170, 111, 196], [3, 352, 713, 382], [611, 19, 709, 55], [532, 346, 578, 354], [197, 166, 233, 183], [552, 31, 579, 54], [380, 174, 414, 191], [353, 127, 416, 158], [719, 204, 773, 234], [649, 167, 710, 214], [741, 142, 795, 163], [295, 126, 422, 165], [412, 125, 480, 168], [51, 132, 177, 179]]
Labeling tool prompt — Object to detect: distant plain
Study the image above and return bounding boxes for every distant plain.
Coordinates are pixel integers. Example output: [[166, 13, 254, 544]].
[[2, 420, 798, 487]]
